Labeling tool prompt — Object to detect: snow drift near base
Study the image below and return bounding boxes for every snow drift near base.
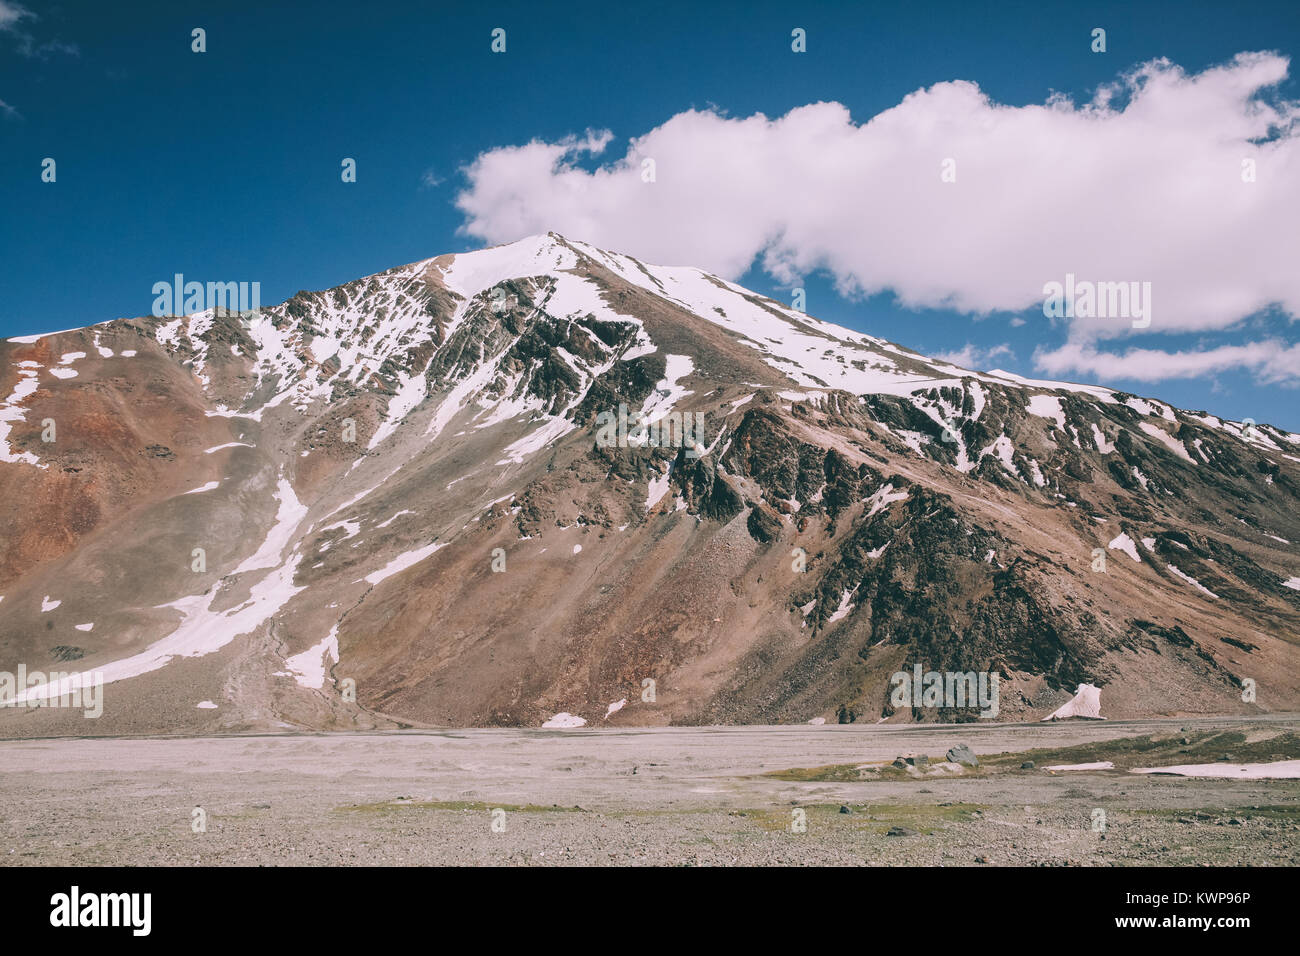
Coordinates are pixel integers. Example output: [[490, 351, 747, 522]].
[[542, 712, 586, 728], [1042, 682, 1104, 720], [1131, 759, 1300, 779]]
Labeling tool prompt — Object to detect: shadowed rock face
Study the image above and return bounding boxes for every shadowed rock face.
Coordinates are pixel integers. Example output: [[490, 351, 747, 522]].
[[2, 233, 1298, 734]]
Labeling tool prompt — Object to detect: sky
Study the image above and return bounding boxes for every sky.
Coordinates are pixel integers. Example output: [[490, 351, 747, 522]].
[[2, 0, 1298, 428]]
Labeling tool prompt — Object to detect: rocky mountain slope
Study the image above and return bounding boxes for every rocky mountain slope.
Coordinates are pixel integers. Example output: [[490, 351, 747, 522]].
[[2, 233, 1298, 734]]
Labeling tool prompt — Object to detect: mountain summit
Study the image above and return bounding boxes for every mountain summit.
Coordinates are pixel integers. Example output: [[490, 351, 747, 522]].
[[2, 234, 1298, 733]]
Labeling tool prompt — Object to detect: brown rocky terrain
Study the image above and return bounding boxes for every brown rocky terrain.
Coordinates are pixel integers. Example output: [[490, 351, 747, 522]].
[[1, 233, 1298, 734]]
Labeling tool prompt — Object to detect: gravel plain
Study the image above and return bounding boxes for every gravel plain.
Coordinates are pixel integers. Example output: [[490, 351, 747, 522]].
[[2, 716, 1298, 866]]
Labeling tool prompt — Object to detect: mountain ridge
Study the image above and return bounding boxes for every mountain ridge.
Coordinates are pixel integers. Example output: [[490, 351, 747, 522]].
[[2, 233, 1298, 734]]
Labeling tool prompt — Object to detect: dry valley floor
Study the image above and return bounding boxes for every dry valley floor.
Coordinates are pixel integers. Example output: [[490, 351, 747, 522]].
[[2, 717, 1297, 866]]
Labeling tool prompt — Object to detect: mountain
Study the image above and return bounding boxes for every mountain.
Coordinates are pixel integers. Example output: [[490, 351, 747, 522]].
[[2, 233, 1298, 734]]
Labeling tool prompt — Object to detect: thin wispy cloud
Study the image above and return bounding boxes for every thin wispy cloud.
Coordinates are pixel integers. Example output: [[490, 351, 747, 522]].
[[1035, 340, 1300, 386], [0, 0, 27, 113], [933, 343, 1014, 370], [0, 0, 77, 58]]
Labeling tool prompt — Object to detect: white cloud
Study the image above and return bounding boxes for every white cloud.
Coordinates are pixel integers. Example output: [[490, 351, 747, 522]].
[[457, 53, 1300, 349], [0, 0, 75, 58], [933, 342, 1013, 369], [0, 0, 28, 118], [0, 1, 30, 32], [1034, 339, 1300, 385]]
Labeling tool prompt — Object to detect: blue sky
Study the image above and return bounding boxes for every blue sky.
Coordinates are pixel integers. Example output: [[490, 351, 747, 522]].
[[2, 0, 1298, 427]]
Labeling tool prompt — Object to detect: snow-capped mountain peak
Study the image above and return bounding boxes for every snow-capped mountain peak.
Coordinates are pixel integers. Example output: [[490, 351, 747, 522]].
[[2, 237, 1298, 732]]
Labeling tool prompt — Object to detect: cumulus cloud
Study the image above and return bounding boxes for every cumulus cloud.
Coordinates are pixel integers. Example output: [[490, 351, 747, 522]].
[[933, 342, 1014, 370], [1035, 340, 1300, 386], [456, 52, 1300, 383]]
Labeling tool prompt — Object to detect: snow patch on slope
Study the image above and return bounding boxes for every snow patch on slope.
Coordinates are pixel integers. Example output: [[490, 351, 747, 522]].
[[1107, 533, 1142, 563], [364, 542, 445, 585], [283, 624, 340, 689], [0, 364, 44, 468], [1167, 564, 1218, 599], [1043, 683, 1103, 720], [1026, 394, 1066, 429]]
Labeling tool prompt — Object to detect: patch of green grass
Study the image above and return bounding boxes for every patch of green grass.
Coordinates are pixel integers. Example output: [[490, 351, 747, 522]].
[[740, 802, 986, 834], [768, 732, 1298, 784], [765, 763, 873, 782], [764, 759, 978, 782], [984, 731, 1298, 772]]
